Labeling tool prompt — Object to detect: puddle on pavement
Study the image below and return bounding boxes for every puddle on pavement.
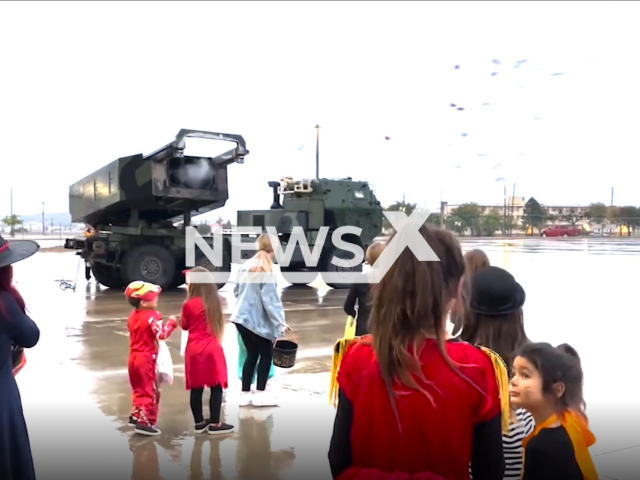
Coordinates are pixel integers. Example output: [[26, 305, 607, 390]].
[[9, 238, 640, 479]]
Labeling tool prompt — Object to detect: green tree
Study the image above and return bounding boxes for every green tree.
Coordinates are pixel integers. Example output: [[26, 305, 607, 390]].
[[382, 200, 417, 231], [2, 214, 23, 237], [522, 198, 548, 235], [561, 210, 584, 226], [482, 210, 502, 236], [616, 206, 639, 236], [586, 202, 608, 225], [445, 214, 466, 235], [450, 203, 483, 236], [426, 212, 441, 225]]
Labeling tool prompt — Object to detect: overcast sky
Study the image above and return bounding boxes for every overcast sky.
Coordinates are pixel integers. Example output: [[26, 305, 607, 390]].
[[1, 1, 639, 224]]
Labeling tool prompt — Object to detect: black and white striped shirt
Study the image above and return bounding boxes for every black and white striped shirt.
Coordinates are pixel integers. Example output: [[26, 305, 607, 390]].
[[471, 408, 535, 480], [502, 409, 535, 479]]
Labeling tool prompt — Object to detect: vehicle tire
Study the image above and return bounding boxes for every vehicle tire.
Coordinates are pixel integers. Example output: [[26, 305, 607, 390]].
[[121, 244, 177, 290], [542, 233, 547, 237], [91, 263, 125, 289], [280, 265, 318, 286], [193, 242, 231, 290], [168, 269, 186, 289], [563, 234, 568, 237], [320, 246, 363, 289]]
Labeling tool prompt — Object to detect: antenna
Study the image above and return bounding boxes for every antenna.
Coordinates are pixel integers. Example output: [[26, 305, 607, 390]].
[[315, 125, 320, 179]]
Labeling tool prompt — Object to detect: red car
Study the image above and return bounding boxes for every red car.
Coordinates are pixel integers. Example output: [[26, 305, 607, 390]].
[[541, 225, 581, 237]]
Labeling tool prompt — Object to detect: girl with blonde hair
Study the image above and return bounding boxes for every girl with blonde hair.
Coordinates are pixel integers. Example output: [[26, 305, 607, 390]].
[[181, 266, 233, 435], [231, 233, 290, 407]]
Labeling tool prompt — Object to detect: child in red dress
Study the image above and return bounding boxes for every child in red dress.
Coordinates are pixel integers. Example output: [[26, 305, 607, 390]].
[[125, 281, 177, 436], [181, 267, 234, 435]]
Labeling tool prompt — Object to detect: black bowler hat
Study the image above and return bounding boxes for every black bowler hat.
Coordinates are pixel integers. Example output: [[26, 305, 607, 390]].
[[0, 234, 40, 269], [469, 266, 525, 315]]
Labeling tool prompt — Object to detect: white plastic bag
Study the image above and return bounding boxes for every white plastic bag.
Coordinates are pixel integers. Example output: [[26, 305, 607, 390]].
[[157, 340, 174, 385], [180, 329, 189, 357]]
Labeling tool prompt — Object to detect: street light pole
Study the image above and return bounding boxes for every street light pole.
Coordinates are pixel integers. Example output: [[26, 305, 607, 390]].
[[315, 125, 320, 179], [42, 202, 45, 235], [10, 188, 14, 237]]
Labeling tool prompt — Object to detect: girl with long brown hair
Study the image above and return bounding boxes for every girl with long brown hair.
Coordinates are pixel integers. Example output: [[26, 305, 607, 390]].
[[181, 266, 234, 435], [450, 248, 491, 337], [328, 225, 505, 480]]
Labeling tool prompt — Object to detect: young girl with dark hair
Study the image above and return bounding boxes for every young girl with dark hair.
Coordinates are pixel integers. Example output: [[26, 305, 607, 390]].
[[328, 225, 505, 480], [461, 266, 534, 480], [510, 342, 598, 480], [181, 267, 234, 435]]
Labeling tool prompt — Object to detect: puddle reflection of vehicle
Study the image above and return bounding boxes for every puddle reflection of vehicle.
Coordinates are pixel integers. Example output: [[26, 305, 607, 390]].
[[236, 409, 296, 480]]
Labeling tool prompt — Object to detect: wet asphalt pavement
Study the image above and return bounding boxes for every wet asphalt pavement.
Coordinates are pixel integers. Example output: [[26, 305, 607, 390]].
[[8, 237, 640, 480]]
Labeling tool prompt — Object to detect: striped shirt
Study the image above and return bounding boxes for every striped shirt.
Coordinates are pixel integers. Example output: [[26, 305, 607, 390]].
[[470, 408, 535, 480]]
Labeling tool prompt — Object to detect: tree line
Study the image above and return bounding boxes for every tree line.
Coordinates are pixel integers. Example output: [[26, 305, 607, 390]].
[[382, 199, 640, 236]]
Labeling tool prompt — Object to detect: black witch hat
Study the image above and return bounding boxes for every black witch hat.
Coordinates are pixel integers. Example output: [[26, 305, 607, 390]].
[[469, 266, 526, 315], [0, 234, 40, 269]]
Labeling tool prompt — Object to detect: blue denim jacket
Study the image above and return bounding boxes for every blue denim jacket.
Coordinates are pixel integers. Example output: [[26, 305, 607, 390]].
[[231, 264, 286, 342]]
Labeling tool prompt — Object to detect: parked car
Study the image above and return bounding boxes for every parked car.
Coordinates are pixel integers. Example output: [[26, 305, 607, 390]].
[[541, 225, 582, 237]]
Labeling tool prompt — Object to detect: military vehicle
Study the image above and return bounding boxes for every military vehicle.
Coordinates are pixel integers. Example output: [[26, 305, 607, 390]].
[[64, 129, 383, 290], [236, 177, 383, 288], [64, 129, 247, 290]]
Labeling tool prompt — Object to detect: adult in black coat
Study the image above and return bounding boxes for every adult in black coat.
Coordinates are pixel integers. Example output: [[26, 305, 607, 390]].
[[0, 234, 40, 480], [343, 241, 385, 337]]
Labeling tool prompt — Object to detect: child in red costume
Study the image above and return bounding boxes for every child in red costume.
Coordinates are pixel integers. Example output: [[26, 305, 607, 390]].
[[125, 281, 177, 436]]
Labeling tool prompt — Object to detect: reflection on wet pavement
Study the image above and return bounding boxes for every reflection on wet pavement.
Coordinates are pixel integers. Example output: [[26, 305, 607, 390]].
[[10, 237, 640, 479]]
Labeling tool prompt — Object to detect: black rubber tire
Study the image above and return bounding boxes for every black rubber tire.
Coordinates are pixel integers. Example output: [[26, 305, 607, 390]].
[[167, 269, 186, 289], [193, 243, 232, 290], [280, 265, 319, 286], [121, 244, 177, 289], [320, 246, 363, 289], [91, 263, 125, 289]]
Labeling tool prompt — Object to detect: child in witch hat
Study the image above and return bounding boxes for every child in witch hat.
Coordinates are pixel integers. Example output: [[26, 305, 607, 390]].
[[0, 234, 40, 480], [125, 280, 177, 436]]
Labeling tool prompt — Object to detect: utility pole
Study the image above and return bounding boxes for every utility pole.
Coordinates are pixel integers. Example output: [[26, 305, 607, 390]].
[[611, 187, 614, 207], [510, 183, 516, 235], [9, 188, 14, 238], [42, 202, 45, 235], [315, 125, 320, 179], [503, 181, 507, 235]]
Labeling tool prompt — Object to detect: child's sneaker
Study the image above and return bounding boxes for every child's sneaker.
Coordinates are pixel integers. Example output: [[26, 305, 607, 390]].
[[208, 422, 235, 435], [135, 422, 161, 436], [238, 391, 253, 407], [128, 415, 138, 426], [252, 390, 278, 407], [194, 419, 211, 433]]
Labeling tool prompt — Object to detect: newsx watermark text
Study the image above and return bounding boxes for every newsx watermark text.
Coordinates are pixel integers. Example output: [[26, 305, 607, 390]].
[[185, 208, 441, 284]]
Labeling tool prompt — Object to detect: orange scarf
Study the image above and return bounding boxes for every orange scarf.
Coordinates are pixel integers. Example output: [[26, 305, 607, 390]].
[[523, 410, 598, 480]]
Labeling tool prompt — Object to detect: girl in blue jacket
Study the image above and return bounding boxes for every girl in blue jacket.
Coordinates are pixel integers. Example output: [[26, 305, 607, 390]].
[[231, 234, 290, 407]]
